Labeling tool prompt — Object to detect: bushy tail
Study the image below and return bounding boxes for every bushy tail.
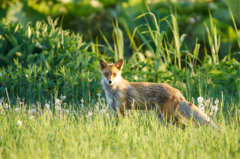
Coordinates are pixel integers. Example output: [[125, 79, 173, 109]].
[[176, 101, 220, 131]]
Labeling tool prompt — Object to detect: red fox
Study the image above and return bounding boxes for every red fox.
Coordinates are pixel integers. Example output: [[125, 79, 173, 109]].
[[100, 58, 219, 129]]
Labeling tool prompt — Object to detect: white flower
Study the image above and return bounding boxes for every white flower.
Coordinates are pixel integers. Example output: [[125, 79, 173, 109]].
[[64, 109, 69, 113], [55, 105, 61, 111], [197, 97, 204, 104], [15, 107, 20, 112], [97, 93, 101, 97], [45, 103, 50, 109], [212, 105, 218, 112], [99, 109, 105, 114], [55, 99, 61, 105], [209, 104, 218, 116], [86, 111, 93, 118], [209, 111, 213, 116], [3, 103, 9, 109], [61, 95, 66, 100], [214, 99, 219, 106], [29, 116, 34, 120], [17, 120, 22, 126], [199, 104, 205, 112], [5, 103, 9, 108]]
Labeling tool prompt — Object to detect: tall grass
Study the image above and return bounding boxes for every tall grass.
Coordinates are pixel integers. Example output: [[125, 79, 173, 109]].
[[205, 13, 220, 64], [110, 12, 239, 104], [0, 96, 239, 159]]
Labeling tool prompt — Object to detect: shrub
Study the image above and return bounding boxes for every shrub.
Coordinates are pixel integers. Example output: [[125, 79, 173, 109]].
[[0, 18, 101, 103]]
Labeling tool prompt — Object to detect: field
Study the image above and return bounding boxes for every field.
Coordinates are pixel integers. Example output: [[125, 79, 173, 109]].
[[0, 0, 240, 158], [0, 97, 240, 159]]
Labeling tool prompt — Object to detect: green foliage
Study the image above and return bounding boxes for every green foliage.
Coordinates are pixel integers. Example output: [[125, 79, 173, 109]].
[[0, 19, 101, 103], [117, 13, 239, 103], [224, 0, 240, 20], [0, 14, 239, 105], [121, 0, 240, 59], [1, 0, 239, 55]]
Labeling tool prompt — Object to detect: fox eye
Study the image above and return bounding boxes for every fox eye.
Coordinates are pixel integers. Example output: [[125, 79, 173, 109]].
[[112, 73, 116, 76]]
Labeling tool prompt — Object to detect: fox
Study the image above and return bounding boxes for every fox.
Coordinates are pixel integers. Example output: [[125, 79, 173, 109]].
[[100, 58, 219, 129]]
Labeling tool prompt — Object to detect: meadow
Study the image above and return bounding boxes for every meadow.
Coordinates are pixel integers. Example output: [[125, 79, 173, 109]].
[[0, 0, 240, 158], [0, 96, 240, 159]]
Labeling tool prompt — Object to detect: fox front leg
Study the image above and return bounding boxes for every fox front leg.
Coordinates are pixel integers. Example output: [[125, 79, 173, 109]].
[[119, 102, 126, 117], [114, 100, 126, 118], [110, 98, 124, 118]]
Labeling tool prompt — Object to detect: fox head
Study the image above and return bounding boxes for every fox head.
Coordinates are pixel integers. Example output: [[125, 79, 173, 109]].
[[100, 59, 124, 85]]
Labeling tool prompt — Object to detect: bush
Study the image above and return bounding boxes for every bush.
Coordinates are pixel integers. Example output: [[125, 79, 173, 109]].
[[0, 18, 101, 103]]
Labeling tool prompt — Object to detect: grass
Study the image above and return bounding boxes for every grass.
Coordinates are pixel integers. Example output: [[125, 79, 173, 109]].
[[0, 97, 239, 159], [0, 2, 239, 158]]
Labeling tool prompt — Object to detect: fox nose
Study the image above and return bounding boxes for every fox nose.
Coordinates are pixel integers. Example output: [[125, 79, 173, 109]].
[[108, 80, 112, 84]]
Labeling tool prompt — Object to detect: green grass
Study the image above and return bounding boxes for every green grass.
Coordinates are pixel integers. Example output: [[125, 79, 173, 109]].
[[0, 98, 239, 159], [0, 2, 240, 158]]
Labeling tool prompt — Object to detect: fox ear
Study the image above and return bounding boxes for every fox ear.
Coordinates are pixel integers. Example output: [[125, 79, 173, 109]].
[[100, 59, 107, 70], [115, 59, 124, 70]]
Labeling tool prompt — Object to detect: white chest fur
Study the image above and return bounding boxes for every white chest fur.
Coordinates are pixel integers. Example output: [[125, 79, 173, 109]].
[[101, 78, 121, 111]]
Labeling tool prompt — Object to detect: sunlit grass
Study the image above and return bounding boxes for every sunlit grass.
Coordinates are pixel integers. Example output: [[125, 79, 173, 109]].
[[0, 96, 239, 159], [0, 2, 240, 158]]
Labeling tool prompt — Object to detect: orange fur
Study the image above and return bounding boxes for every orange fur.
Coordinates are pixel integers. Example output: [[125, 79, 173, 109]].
[[100, 59, 219, 129]]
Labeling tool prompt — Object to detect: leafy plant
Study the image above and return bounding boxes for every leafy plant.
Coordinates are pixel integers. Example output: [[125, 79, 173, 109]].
[[0, 18, 101, 103]]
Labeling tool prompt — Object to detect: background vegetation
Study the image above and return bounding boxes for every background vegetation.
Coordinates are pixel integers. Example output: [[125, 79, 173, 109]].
[[0, 0, 239, 103], [0, 0, 239, 158]]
